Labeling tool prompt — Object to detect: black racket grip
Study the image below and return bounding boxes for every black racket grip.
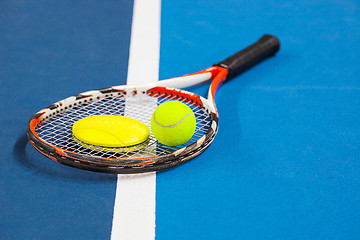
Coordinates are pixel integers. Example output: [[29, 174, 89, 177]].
[[215, 34, 280, 79]]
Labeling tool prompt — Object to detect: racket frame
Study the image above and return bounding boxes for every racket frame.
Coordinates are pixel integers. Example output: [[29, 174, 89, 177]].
[[27, 34, 280, 173]]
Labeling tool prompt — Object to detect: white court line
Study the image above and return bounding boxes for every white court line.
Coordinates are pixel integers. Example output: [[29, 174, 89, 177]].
[[111, 0, 160, 239]]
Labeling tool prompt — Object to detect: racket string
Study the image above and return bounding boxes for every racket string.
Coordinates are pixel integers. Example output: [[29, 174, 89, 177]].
[[35, 94, 212, 160]]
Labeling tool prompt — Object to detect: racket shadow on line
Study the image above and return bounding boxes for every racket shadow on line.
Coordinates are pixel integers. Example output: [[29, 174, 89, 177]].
[[27, 34, 280, 174]]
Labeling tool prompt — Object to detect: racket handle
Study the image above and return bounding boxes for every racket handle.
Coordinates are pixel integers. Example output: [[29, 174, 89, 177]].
[[215, 34, 280, 79]]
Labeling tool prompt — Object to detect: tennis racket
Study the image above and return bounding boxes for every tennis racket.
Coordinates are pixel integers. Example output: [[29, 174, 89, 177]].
[[27, 34, 280, 174]]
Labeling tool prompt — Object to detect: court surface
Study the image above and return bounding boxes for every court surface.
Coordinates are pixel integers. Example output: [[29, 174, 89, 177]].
[[1, 0, 360, 239]]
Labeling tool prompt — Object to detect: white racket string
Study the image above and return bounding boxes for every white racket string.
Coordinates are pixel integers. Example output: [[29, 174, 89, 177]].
[[35, 93, 212, 160]]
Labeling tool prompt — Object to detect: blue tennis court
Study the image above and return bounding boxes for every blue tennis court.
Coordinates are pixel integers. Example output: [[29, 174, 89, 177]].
[[1, 0, 359, 239]]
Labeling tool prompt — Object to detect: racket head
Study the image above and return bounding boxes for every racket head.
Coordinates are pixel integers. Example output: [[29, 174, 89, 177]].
[[27, 71, 221, 174]]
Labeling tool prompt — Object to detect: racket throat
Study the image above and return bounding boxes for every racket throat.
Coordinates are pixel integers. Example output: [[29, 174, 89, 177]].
[[206, 67, 228, 114]]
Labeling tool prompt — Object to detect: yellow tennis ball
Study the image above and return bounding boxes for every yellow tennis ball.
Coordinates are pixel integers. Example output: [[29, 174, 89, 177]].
[[151, 101, 196, 146]]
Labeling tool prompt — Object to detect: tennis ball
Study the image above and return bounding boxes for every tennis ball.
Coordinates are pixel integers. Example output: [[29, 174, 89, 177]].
[[151, 101, 196, 146]]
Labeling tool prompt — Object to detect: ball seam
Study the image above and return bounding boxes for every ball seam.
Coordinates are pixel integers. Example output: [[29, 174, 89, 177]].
[[153, 113, 194, 128]]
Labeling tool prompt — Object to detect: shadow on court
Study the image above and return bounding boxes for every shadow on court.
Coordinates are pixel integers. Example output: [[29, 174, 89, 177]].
[[13, 133, 117, 182]]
